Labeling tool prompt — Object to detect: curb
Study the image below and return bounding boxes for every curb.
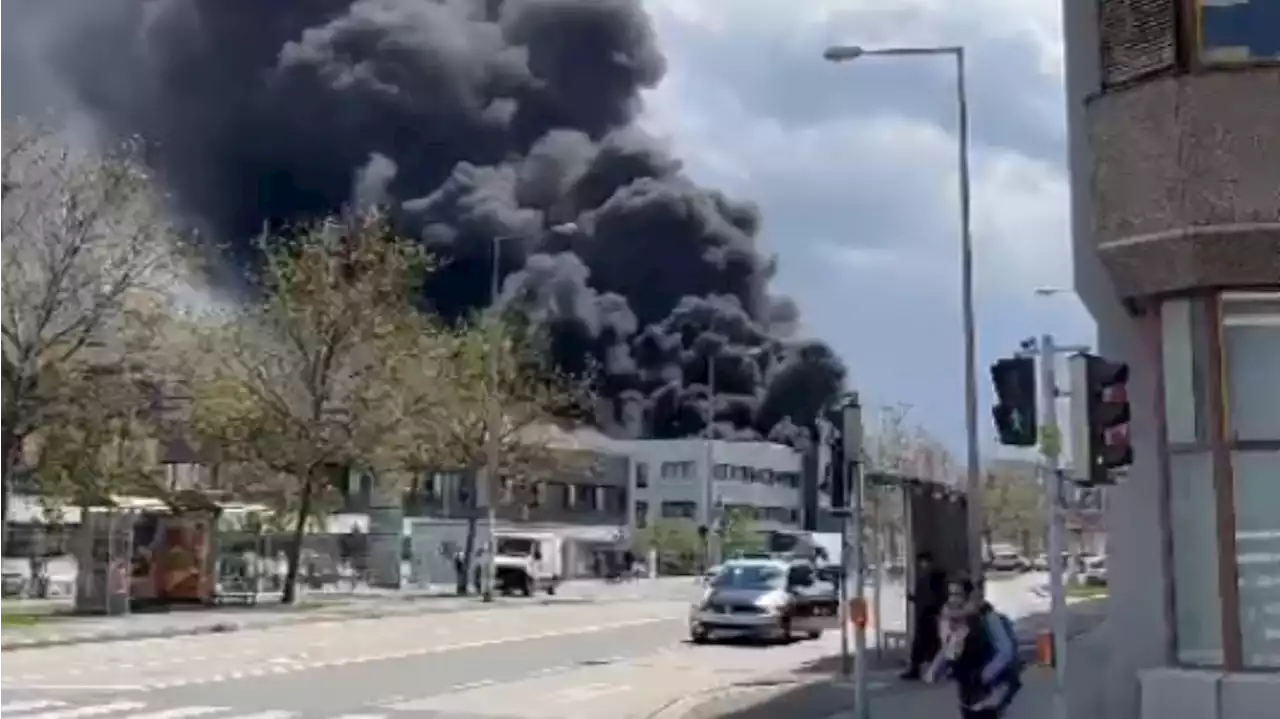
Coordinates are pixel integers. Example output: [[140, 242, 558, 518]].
[[0, 585, 687, 652], [0, 599, 490, 652]]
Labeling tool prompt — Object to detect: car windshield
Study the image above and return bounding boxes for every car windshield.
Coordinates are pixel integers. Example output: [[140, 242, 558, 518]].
[[496, 538, 536, 556], [711, 564, 786, 590]]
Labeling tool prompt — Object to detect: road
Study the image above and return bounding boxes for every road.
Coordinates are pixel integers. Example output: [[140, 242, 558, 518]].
[[0, 576, 1043, 719]]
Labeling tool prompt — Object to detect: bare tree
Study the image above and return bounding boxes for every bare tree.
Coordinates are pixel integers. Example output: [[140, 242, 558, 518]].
[[184, 210, 436, 604], [982, 464, 1046, 558], [2, 119, 186, 529]]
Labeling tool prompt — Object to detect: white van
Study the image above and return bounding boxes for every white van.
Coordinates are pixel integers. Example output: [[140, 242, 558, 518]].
[[492, 532, 562, 596]]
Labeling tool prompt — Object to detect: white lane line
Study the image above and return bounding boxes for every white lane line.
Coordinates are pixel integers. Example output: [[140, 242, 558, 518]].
[[329, 715, 386, 719], [2, 701, 69, 713], [218, 713, 295, 719], [19, 702, 147, 719], [121, 708, 228, 719], [0, 685, 147, 692], [553, 682, 630, 703]]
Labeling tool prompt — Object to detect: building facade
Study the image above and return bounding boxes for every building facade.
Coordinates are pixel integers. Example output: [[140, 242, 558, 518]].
[[1063, 2, 1279, 718], [623, 438, 804, 533]]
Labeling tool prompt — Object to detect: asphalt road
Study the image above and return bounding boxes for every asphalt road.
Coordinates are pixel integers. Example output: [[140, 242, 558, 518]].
[[0, 576, 1057, 719]]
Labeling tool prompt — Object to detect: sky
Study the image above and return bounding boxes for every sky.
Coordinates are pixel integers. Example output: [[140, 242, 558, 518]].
[[637, 0, 1095, 456]]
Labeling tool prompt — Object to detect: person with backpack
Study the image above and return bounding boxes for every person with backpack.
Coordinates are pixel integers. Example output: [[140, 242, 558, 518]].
[[925, 578, 1024, 719]]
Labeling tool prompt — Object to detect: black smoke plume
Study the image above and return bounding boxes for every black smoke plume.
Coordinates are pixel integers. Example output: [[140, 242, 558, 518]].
[[3, 0, 845, 442]]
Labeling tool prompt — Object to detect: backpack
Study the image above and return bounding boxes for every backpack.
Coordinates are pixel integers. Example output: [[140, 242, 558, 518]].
[[993, 611, 1025, 678]]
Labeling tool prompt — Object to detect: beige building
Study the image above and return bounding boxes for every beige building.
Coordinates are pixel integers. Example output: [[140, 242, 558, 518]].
[[1062, 2, 1279, 718]]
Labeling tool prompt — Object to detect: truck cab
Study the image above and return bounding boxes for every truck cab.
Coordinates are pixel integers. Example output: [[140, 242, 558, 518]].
[[492, 532, 562, 597]]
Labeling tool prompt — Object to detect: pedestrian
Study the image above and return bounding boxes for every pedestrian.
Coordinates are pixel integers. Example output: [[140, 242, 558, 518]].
[[925, 578, 1023, 719], [472, 548, 485, 595], [902, 551, 949, 680], [623, 550, 636, 581], [453, 550, 466, 595]]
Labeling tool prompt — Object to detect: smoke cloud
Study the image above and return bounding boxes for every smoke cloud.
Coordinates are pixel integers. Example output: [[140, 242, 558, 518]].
[[3, 0, 846, 442]]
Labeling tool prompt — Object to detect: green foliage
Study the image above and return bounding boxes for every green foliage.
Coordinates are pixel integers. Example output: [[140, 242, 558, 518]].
[[718, 507, 765, 559], [636, 519, 703, 575], [982, 466, 1047, 553]]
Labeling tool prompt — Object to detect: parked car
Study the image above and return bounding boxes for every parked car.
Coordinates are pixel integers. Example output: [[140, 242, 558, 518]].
[[1081, 556, 1108, 586], [987, 550, 1031, 573]]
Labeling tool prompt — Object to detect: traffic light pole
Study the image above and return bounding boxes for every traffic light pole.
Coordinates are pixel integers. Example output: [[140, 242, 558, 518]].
[[832, 394, 868, 719], [1021, 333, 1088, 719]]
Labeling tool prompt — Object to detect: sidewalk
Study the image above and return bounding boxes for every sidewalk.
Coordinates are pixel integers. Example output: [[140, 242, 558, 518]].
[[668, 599, 1109, 719], [0, 577, 693, 651]]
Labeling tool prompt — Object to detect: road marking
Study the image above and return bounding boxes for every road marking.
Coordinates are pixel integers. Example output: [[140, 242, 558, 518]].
[[553, 682, 629, 702], [120, 708, 227, 719], [2, 701, 69, 713], [133, 616, 675, 691], [218, 712, 295, 719], [0, 687, 147, 693], [18, 702, 147, 719], [329, 715, 385, 719]]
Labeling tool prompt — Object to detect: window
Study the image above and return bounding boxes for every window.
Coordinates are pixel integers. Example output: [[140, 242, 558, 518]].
[[661, 501, 697, 519], [635, 501, 649, 529], [636, 462, 649, 489], [1161, 298, 1212, 445], [603, 486, 626, 514], [660, 461, 696, 479], [1232, 450, 1280, 668], [579, 484, 600, 511], [1196, 0, 1280, 65], [786, 563, 815, 588], [548, 482, 571, 510], [1223, 292, 1280, 669], [713, 464, 728, 480], [1169, 450, 1224, 665]]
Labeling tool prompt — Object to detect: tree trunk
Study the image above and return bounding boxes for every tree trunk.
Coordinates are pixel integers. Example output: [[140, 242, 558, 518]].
[[459, 514, 477, 596], [2, 425, 22, 541], [281, 470, 317, 605]]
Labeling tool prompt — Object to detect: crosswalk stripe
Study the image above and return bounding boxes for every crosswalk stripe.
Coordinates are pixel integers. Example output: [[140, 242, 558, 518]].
[[122, 708, 227, 719], [2, 701, 70, 713], [19, 702, 147, 719]]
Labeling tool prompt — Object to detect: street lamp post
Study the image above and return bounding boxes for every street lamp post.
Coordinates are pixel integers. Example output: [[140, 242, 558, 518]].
[[481, 222, 577, 603], [822, 44, 983, 583]]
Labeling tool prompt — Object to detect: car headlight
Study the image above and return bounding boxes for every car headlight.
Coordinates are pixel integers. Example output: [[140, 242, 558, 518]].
[[755, 598, 784, 615]]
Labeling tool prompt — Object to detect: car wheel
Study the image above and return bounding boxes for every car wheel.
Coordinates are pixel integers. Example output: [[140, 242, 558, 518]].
[[690, 626, 710, 644], [806, 629, 822, 640]]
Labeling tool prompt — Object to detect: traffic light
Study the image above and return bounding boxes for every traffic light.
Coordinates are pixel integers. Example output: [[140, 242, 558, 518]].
[[1069, 353, 1132, 485], [824, 406, 848, 509], [990, 357, 1038, 447]]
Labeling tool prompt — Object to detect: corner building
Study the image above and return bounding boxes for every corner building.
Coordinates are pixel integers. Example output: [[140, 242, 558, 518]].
[[1062, 2, 1279, 718]]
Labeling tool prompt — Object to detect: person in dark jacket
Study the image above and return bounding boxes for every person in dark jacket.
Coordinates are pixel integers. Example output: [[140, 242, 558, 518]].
[[927, 579, 1021, 719], [902, 551, 949, 679]]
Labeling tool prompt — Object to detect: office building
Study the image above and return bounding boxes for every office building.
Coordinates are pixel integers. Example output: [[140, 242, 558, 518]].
[[622, 438, 804, 532]]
